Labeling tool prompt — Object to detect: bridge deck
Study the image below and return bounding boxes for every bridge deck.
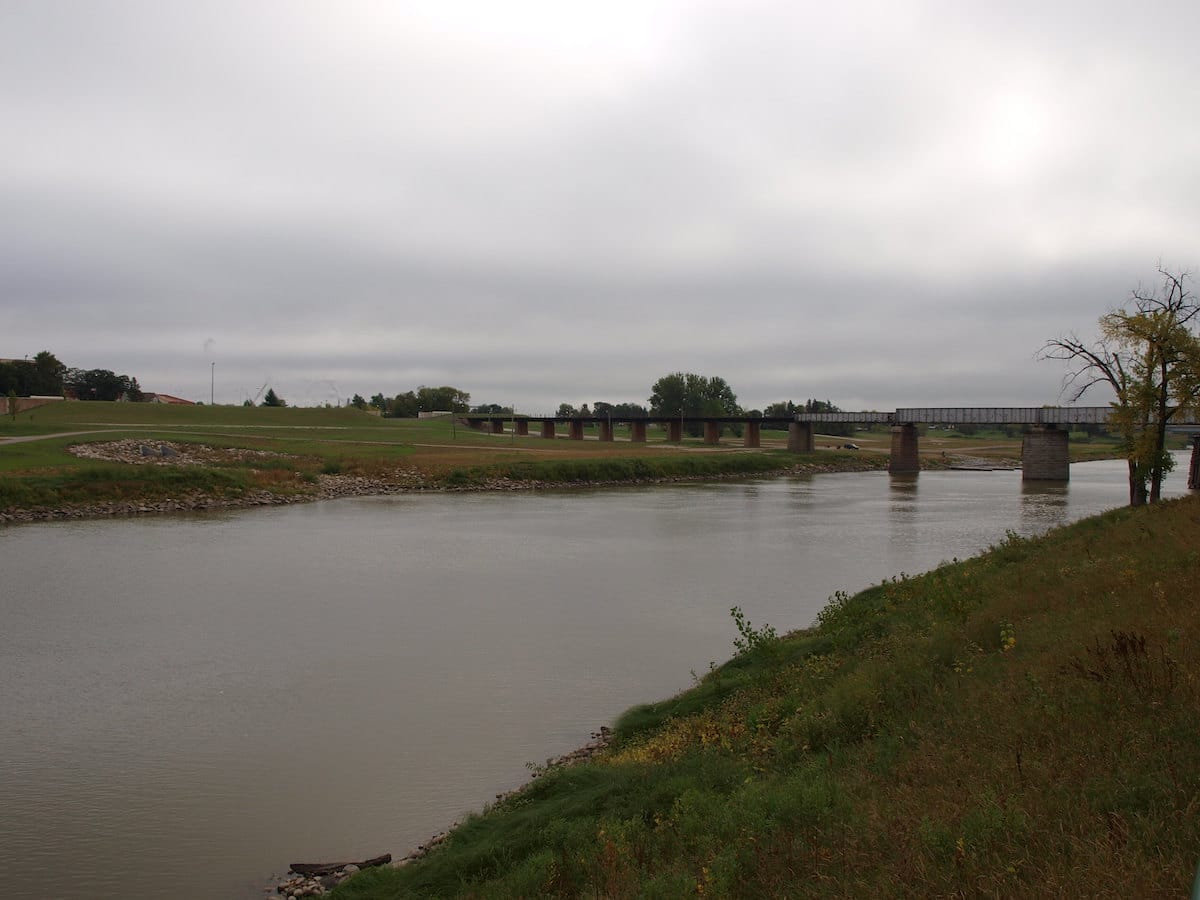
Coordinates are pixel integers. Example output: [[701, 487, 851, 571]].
[[796, 407, 1148, 425]]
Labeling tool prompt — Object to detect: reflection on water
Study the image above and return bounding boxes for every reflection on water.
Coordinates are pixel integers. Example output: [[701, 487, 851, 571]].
[[0, 457, 1191, 900]]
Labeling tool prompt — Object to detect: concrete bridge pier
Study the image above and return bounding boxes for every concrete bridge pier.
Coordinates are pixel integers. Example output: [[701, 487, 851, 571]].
[[490, 419, 505, 435], [1022, 425, 1070, 481], [1188, 436, 1200, 490], [787, 422, 814, 453], [569, 420, 585, 440], [630, 421, 647, 443], [743, 420, 760, 448], [889, 424, 920, 474], [668, 420, 683, 442], [599, 420, 615, 442], [704, 422, 721, 444], [514, 419, 529, 436], [541, 421, 556, 439]]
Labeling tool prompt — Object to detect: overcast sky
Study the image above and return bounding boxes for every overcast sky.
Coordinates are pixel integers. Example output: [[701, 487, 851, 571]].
[[3, 1, 1199, 411]]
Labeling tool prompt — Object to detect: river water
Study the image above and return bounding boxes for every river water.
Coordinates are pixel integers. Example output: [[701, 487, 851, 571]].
[[0, 457, 1191, 899]]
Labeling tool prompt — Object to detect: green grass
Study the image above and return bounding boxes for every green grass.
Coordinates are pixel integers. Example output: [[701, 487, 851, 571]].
[[332, 495, 1200, 898], [1, 403, 891, 511], [442, 451, 815, 486], [0, 460, 256, 508]]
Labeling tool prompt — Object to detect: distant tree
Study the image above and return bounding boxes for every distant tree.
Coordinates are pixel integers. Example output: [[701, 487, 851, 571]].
[[370, 393, 388, 412], [416, 385, 470, 413], [123, 376, 144, 402], [649, 372, 740, 436], [31, 351, 65, 395], [65, 368, 140, 401], [592, 401, 614, 419], [242, 399, 253, 407], [471, 403, 511, 414], [350, 394, 367, 410], [0, 351, 65, 396], [555, 403, 577, 417], [261, 388, 287, 408], [578, 403, 591, 416], [611, 402, 647, 418], [389, 391, 420, 418]]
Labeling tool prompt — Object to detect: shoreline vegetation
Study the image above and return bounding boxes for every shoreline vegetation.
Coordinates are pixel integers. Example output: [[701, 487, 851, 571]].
[[323, 494, 1200, 898], [0, 401, 1131, 524], [0, 437, 896, 524]]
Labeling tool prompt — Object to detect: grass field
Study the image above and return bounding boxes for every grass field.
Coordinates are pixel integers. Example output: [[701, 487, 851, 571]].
[[0, 402, 858, 511], [1, 402, 1133, 513], [331, 494, 1200, 898]]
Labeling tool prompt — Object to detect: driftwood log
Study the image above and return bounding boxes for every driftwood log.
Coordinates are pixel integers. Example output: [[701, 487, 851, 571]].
[[289, 854, 392, 878]]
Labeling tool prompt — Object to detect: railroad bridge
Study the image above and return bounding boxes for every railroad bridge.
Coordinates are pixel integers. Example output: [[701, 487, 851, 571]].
[[465, 408, 1200, 488]]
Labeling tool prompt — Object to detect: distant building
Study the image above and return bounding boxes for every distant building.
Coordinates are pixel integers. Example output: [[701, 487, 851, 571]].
[[142, 393, 195, 405]]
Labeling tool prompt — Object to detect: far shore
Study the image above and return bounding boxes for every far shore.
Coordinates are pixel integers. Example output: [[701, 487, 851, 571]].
[[1, 452, 902, 525]]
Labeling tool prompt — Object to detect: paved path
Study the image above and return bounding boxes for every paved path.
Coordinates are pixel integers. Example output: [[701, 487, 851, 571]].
[[0, 430, 114, 445]]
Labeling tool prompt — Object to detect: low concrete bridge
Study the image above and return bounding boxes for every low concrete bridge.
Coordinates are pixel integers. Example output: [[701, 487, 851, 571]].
[[466, 407, 1200, 486]]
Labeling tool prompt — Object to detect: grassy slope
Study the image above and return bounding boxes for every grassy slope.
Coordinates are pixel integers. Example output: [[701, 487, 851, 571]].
[[335, 495, 1200, 898]]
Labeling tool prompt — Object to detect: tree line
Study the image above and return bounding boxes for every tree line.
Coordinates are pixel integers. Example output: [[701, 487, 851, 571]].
[[1, 351, 145, 402], [348, 385, 472, 417]]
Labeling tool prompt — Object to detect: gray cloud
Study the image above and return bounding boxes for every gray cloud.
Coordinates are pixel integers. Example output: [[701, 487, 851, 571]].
[[3, 1, 1199, 410]]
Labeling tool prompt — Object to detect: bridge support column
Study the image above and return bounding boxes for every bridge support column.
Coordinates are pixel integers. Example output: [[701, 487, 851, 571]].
[[889, 424, 920, 474], [514, 419, 529, 436], [490, 419, 504, 435], [703, 421, 721, 444], [630, 421, 647, 443], [1022, 425, 1070, 481], [787, 422, 814, 453], [668, 420, 683, 442], [1188, 436, 1200, 490], [541, 421, 556, 439], [569, 420, 585, 440], [743, 420, 761, 448], [599, 420, 614, 442]]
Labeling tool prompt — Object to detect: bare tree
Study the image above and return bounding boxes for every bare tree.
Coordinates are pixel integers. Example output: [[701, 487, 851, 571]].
[[1041, 268, 1200, 505]]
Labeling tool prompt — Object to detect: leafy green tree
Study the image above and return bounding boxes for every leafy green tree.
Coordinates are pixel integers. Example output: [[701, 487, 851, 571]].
[[649, 372, 741, 436], [556, 403, 577, 417], [65, 368, 142, 401], [0, 351, 65, 397], [28, 351, 65, 395], [261, 388, 287, 408], [389, 391, 419, 418], [416, 385, 470, 413], [1042, 268, 1200, 505], [370, 393, 388, 412], [350, 394, 368, 410]]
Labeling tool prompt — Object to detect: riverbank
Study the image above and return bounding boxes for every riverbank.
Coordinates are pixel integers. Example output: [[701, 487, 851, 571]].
[[1, 437, 901, 524], [328, 494, 1200, 898]]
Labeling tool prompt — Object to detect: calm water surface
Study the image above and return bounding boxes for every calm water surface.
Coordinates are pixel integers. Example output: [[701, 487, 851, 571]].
[[0, 458, 1191, 899]]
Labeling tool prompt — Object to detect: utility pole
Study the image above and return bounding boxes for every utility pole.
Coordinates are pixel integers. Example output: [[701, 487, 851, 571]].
[[210, 362, 215, 405]]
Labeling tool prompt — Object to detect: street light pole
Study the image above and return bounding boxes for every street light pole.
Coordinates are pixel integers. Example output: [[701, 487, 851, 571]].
[[210, 362, 215, 405]]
